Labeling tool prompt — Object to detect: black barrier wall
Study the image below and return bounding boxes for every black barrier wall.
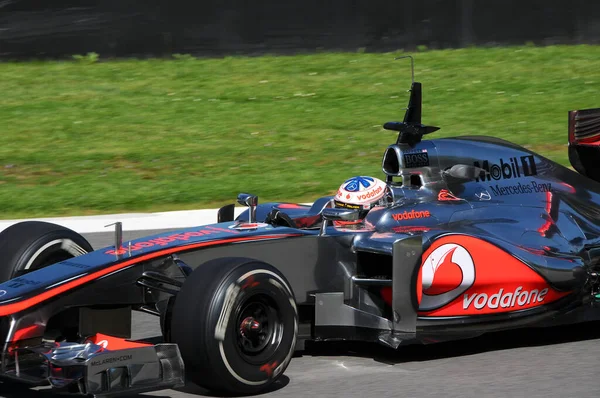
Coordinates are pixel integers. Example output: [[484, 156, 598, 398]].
[[1, 0, 600, 58]]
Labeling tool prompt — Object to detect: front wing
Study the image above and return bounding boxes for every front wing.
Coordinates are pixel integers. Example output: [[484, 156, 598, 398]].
[[2, 335, 184, 397]]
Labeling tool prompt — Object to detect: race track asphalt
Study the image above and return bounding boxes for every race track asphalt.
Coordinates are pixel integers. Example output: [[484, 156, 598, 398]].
[[2, 229, 600, 398]]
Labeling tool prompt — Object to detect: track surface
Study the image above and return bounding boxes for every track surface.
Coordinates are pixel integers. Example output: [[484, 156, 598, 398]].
[[2, 229, 600, 398]]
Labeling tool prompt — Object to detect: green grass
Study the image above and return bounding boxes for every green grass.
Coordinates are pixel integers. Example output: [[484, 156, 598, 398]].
[[1, 45, 599, 218]]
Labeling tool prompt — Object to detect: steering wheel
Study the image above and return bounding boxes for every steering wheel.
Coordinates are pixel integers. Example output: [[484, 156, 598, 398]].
[[264, 209, 298, 228]]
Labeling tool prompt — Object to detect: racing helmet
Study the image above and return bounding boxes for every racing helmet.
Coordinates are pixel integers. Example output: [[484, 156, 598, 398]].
[[334, 176, 392, 219]]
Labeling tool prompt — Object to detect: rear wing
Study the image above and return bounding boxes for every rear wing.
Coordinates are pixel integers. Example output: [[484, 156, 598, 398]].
[[568, 107, 600, 182], [569, 108, 600, 144]]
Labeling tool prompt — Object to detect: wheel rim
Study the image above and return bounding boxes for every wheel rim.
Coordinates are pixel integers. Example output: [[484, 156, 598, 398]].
[[235, 294, 283, 364]]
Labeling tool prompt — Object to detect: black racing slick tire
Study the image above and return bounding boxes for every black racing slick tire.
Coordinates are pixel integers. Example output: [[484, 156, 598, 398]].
[[170, 257, 298, 395], [0, 221, 93, 282]]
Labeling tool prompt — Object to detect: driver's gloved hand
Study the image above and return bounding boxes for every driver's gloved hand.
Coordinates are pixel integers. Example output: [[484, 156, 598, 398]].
[[265, 209, 297, 228]]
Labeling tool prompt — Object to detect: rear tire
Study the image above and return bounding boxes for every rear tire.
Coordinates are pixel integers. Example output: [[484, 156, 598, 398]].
[[170, 257, 298, 395], [0, 221, 93, 282]]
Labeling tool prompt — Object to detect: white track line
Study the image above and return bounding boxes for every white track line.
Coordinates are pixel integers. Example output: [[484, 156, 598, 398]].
[[0, 208, 244, 234], [0, 203, 313, 234]]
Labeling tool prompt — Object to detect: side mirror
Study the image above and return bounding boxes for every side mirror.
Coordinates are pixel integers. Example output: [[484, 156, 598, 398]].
[[319, 207, 360, 236], [237, 193, 258, 223]]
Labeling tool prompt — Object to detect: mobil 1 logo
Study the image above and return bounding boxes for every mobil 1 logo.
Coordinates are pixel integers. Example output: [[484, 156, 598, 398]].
[[474, 155, 537, 182]]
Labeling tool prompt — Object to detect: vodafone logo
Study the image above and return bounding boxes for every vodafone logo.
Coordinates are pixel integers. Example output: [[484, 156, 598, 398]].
[[463, 286, 549, 310], [392, 209, 431, 221], [356, 186, 383, 200], [417, 235, 570, 317], [420, 243, 475, 311]]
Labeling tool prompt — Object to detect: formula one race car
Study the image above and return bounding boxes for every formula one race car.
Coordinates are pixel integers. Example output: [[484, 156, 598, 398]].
[[2, 62, 600, 397]]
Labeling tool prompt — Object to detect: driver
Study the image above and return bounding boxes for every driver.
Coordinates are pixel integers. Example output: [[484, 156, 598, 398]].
[[267, 176, 392, 229], [333, 176, 392, 225]]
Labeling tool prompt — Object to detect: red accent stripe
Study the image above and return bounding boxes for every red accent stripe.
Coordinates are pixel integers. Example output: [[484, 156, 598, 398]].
[[537, 191, 553, 236], [576, 137, 600, 145], [276, 204, 308, 209], [0, 234, 299, 317], [86, 333, 153, 350], [12, 324, 39, 341]]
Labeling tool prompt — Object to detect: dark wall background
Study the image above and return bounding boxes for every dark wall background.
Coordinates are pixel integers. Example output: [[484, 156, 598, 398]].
[[1, 0, 600, 59]]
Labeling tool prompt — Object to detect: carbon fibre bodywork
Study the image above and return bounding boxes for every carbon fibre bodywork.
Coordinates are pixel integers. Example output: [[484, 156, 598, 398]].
[[2, 79, 600, 395]]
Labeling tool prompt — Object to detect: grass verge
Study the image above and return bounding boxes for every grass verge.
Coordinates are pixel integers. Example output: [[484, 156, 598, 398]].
[[1, 45, 599, 218]]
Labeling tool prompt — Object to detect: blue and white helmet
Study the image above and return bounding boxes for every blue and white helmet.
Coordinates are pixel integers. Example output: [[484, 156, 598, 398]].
[[334, 176, 391, 211]]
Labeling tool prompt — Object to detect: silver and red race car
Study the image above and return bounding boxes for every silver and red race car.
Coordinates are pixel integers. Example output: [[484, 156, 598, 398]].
[[1, 63, 600, 396]]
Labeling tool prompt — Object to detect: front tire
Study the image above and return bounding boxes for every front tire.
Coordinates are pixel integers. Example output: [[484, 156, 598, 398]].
[[0, 221, 93, 282], [170, 257, 298, 395]]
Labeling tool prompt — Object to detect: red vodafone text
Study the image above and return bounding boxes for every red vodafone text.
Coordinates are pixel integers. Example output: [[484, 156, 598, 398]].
[[392, 209, 431, 221], [356, 186, 383, 201], [105, 226, 238, 255], [463, 286, 548, 310]]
